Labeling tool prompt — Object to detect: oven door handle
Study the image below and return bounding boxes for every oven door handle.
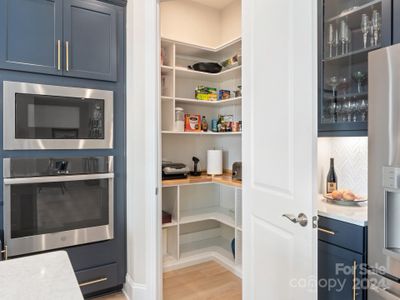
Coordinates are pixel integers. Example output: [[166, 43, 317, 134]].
[[4, 173, 114, 185]]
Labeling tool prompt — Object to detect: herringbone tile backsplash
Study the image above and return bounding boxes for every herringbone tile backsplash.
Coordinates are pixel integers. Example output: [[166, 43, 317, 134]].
[[318, 137, 368, 196]]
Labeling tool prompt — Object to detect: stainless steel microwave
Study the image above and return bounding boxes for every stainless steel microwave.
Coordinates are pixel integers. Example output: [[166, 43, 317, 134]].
[[3, 81, 113, 150]]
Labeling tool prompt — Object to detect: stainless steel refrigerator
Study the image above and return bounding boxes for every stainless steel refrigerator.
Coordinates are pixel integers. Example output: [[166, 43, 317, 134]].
[[369, 43, 400, 299]]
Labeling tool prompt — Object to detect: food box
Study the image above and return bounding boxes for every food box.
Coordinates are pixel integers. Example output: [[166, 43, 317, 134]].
[[185, 114, 202, 132], [195, 86, 217, 101], [219, 90, 231, 100]]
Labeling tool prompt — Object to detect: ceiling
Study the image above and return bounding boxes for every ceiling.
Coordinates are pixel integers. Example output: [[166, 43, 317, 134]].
[[188, 0, 237, 9]]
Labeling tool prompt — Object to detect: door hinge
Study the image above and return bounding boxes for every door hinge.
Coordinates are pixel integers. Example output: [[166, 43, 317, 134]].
[[312, 216, 319, 229], [155, 187, 159, 195]]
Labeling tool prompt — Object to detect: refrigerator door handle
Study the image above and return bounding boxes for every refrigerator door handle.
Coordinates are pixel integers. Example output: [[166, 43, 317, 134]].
[[369, 283, 400, 300], [369, 266, 400, 284]]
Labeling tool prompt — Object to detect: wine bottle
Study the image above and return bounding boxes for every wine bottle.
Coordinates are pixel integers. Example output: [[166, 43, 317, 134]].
[[326, 158, 337, 193]]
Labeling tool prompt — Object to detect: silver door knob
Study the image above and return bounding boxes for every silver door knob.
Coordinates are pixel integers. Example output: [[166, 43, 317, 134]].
[[282, 213, 308, 227]]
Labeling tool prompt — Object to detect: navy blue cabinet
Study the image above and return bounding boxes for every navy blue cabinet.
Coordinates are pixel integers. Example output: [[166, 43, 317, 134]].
[[63, 0, 117, 81], [318, 216, 367, 299], [0, 0, 117, 81], [0, 0, 63, 75], [318, 0, 392, 137]]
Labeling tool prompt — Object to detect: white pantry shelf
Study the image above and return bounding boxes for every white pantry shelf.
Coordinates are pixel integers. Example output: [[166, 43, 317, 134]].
[[162, 131, 241, 136], [175, 65, 241, 82], [175, 97, 242, 106], [180, 207, 235, 228], [162, 219, 178, 228], [180, 236, 235, 263]]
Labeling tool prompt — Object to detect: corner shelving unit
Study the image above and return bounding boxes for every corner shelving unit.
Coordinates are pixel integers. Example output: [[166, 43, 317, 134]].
[[160, 37, 242, 276]]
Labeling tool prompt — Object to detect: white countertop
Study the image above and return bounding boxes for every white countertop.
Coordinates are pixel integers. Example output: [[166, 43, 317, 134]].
[[318, 196, 368, 226], [0, 251, 83, 300]]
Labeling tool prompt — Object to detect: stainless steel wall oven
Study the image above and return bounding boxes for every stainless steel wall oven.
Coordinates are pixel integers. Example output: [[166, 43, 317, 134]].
[[3, 156, 114, 257], [3, 81, 113, 150]]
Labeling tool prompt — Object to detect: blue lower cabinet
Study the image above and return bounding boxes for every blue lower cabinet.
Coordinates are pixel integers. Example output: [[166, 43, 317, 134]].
[[318, 216, 367, 299], [319, 241, 365, 299], [75, 263, 119, 296]]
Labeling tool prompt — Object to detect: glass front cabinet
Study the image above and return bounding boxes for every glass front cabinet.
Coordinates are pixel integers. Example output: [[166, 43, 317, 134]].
[[318, 0, 392, 136]]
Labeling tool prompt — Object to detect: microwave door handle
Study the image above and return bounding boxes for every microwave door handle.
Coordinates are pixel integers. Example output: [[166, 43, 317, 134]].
[[4, 173, 114, 185]]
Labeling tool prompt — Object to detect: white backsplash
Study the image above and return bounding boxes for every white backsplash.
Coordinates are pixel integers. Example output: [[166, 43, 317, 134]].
[[318, 137, 368, 196]]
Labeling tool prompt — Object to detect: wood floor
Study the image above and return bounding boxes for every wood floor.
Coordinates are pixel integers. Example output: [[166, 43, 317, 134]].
[[93, 261, 242, 300], [163, 261, 242, 300]]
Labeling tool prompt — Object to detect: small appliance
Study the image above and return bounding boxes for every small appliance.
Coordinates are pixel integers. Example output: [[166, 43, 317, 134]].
[[162, 161, 189, 180], [232, 162, 242, 181], [190, 156, 201, 176]]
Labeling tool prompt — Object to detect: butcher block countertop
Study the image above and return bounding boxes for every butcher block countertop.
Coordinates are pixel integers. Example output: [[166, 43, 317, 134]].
[[162, 173, 242, 188]]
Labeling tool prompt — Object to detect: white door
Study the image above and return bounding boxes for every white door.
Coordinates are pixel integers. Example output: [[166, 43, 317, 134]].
[[242, 0, 318, 299]]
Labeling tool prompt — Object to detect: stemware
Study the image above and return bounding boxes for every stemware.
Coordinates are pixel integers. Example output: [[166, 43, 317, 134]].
[[327, 76, 338, 96], [361, 14, 369, 49], [372, 10, 381, 46], [340, 20, 347, 55], [369, 20, 374, 47], [352, 71, 367, 94], [339, 77, 350, 95], [327, 24, 334, 58], [334, 28, 339, 56], [360, 99, 368, 121]]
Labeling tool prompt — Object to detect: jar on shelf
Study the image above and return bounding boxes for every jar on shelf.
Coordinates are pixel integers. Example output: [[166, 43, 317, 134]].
[[175, 107, 184, 132]]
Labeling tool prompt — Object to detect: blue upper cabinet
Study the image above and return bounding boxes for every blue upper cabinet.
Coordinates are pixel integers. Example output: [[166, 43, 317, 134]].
[[0, 0, 118, 81], [318, 0, 392, 137], [0, 0, 63, 75], [63, 0, 117, 81]]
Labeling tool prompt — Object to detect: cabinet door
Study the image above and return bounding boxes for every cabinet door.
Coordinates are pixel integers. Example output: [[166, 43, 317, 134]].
[[0, 0, 63, 75], [63, 0, 117, 81], [318, 0, 392, 137], [318, 241, 366, 300]]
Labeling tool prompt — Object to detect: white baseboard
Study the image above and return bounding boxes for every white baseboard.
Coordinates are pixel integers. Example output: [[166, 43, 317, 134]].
[[123, 274, 148, 300]]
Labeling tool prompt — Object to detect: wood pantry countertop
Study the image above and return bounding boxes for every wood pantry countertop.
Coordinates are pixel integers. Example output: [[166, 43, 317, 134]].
[[162, 173, 242, 188]]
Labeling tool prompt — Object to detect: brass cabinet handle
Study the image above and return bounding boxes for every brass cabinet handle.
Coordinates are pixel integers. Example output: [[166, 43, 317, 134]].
[[353, 260, 357, 300], [65, 41, 69, 72], [318, 227, 336, 235], [1, 245, 8, 260], [79, 277, 107, 287], [57, 40, 61, 70]]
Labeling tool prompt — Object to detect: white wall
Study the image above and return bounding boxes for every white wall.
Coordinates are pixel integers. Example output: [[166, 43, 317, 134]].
[[160, 1, 221, 47], [317, 137, 368, 196], [160, 0, 241, 48], [220, 0, 241, 43]]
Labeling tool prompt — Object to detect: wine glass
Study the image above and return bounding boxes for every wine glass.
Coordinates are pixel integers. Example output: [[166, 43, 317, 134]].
[[361, 14, 369, 49], [372, 10, 381, 46], [339, 77, 350, 95], [352, 71, 367, 94], [340, 20, 347, 55], [334, 28, 339, 56], [327, 24, 334, 58], [369, 20, 374, 47], [327, 76, 338, 97], [360, 99, 368, 121]]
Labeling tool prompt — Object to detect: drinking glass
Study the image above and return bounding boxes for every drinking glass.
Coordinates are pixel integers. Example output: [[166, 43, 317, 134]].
[[361, 14, 369, 48], [369, 20, 374, 47], [334, 28, 339, 56], [340, 20, 347, 55], [327, 24, 334, 58], [372, 10, 381, 46], [360, 99, 368, 121], [327, 76, 338, 96], [339, 77, 350, 95], [352, 71, 367, 94]]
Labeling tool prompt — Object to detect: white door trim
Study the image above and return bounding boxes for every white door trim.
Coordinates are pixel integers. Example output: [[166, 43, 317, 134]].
[[125, 0, 161, 299]]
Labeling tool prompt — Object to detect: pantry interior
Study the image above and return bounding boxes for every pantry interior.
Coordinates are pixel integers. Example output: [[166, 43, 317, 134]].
[[159, 0, 243, 293]]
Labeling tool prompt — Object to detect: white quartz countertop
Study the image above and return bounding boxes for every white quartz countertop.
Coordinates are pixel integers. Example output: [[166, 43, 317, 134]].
[[0, 251, 83, 300], [318, 196, 368, 226]]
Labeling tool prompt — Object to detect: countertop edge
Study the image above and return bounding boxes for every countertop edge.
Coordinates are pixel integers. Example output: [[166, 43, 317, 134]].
[[317, 210, 368, 227]]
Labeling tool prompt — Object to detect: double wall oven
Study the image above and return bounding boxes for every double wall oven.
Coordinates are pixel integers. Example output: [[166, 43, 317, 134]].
[[1, 81, 115, 258]]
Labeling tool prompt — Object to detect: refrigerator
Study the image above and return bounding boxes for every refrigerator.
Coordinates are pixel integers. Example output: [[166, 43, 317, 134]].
[[369, 43, 400, 299]]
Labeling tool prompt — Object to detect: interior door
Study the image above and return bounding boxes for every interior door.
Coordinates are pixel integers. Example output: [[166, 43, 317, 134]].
[[242, 0, 318, 299]]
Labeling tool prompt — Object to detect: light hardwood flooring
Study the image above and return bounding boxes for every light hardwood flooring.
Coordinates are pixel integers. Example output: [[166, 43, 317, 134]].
[[94, 261, 242, 300], [163, 261, 242, 300]]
